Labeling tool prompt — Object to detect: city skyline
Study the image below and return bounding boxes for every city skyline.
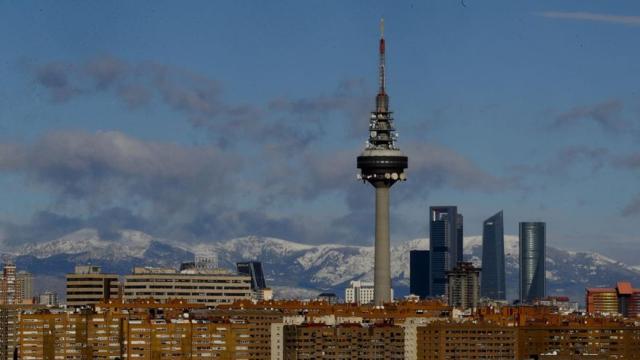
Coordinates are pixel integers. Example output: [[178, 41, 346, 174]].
[[1, 1, 640, 267]]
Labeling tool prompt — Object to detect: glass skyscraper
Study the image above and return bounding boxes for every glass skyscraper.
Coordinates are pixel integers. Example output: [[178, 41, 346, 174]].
[[519, 222, 546, 303], [429, 206, 462, 296], [410, 250, 430, 299], [481, 211, 506, 300], [236, 261, 267, 291]]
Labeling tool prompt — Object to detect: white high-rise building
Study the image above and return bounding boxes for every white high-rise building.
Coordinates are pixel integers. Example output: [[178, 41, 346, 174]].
[[345, 280, 393, 305]]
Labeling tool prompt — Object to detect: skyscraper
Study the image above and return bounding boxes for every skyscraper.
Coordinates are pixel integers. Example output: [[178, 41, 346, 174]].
[[481, 211, 506, 300], [236, 261, 267, 290], [519, 222, 546, 303], [458, 214, 463, 261], [429, 206, 461, 296], [410, 250, 430, 299], [356, 20, 408, 306]]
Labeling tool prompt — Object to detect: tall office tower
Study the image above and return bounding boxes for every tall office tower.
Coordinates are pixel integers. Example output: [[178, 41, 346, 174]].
[[481, 211, 506, 300], [410, 250, 430, 299], [519, 222, 546, 303], [66, 265, 120, 308], [429, 206, 459, 296], [356, 20, 408, 306], [446, 261, 481, 310], [456, 214, 464, 263], [237, 261, 267, 290]]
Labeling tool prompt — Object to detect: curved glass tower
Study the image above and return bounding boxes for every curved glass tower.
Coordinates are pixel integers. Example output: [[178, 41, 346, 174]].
[[519, 222, 546, 303], [481, 211, 505, 300]]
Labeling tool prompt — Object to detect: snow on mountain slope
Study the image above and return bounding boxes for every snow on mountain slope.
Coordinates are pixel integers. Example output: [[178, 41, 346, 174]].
[[17, 229, 152, 260], [5, 229, 640, 303]]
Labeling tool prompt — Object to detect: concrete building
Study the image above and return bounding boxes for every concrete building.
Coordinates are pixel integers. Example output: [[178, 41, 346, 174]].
[[410, 250, 430, 299], [519, 221, 546, 303], [123, 266, 252, 306], [481, 210, 506, 300], [429, 206, 462, 297], [345, 280, 393, 305], [356, 20, 408, 306], [65, 265, 120, 307], [446, 261, 480, 310]]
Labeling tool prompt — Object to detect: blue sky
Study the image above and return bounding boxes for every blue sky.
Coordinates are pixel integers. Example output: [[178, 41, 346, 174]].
[[1, 1, 640, 262]]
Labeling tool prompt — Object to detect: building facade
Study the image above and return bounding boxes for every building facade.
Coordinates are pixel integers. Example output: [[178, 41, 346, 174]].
[[446, 262, 480, 310], [15, 304, 283, 360], [587, 282, 640, 317], [519, 222, 546, 303], [345, 280, 375, 305], [0, 264, 16, 305], [65, 265, 120, 307], [283, 323, 404, 360], [410, 250, 430, 299], [416, 319, 640, 359], [345, 280, 394, 305], [481, 210, 505, 300], [123, 266, 252, 306], [429, 206, 462, 297], [417, 322, 518, 359]]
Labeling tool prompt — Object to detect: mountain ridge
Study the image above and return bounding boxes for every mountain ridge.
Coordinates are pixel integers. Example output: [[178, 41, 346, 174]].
[[4, 228, 640, 304]]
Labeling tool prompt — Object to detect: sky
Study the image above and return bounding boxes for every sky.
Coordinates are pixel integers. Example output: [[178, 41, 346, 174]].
[[1, 1, 640, 263]]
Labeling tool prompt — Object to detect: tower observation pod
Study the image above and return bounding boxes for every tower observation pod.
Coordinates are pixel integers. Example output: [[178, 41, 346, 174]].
[[356, 19, 408, 306]]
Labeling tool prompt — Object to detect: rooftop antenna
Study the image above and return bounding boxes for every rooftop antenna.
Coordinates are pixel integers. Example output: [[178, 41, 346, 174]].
[[379, 18, 386, 95]]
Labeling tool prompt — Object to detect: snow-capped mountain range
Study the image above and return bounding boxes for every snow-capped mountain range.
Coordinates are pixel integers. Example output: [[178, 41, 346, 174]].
[[3, 228, 640, 303]]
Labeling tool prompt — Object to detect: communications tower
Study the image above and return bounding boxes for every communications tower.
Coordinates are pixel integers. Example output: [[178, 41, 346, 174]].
[[356, 19, 408, 306]]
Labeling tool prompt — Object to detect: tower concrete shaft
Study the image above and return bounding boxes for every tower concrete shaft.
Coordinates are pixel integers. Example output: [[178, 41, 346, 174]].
[[374, 185, 391, 305], [356, 20, 407, 306]]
